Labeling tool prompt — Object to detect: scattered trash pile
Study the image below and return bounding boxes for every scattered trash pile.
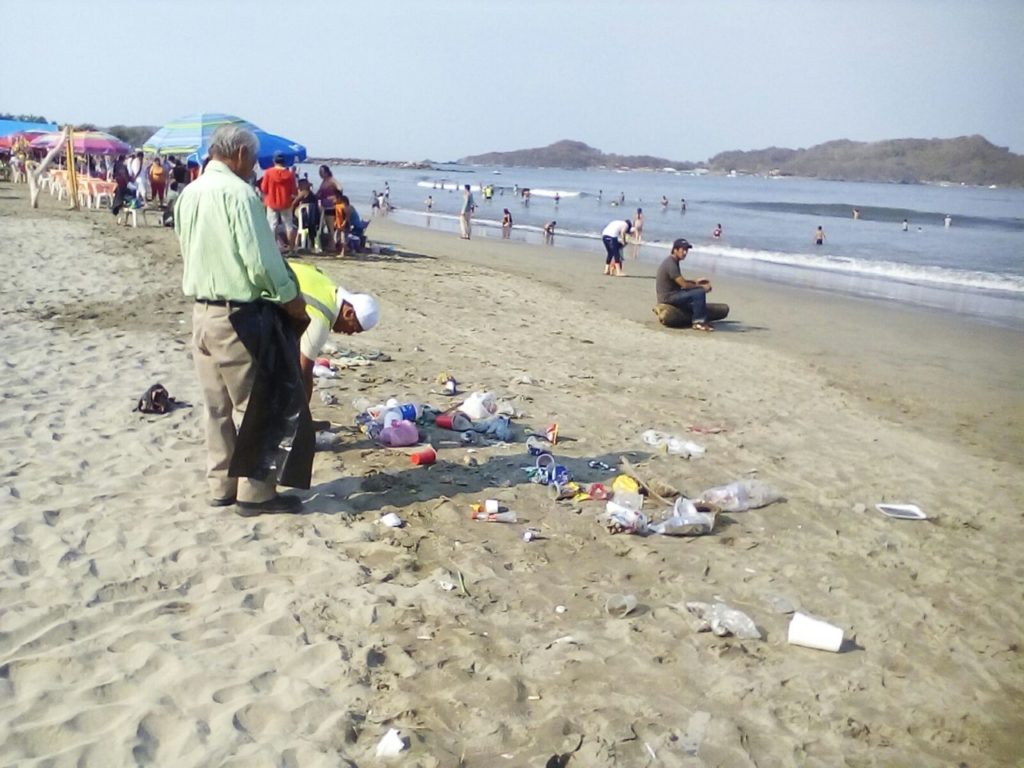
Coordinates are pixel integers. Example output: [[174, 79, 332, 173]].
[[308, 365, 860, 661], [350, 388, 519, 451]]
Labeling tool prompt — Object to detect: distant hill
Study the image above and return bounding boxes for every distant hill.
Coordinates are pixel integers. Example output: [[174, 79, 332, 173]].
[[461, 140, 695, 171], [461, 136, 1024, 186], [708, 136, 1024, 186]]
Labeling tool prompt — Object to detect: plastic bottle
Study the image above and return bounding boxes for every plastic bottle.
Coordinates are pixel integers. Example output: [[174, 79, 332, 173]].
[[698, 480, 782, 512], [613, 490, 644, 512], [385, 398, 422, 422], [470, 510, 518, 523]]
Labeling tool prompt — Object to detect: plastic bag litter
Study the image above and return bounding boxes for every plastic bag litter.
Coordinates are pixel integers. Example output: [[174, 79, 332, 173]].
[[698, 480, 782, 512], [312, 364, 336, 378], [375, 728, 408, 757], [648, 498, 717, 536], [606, 502, 649, 534], [458, 391, 497, 420], [472, 414, 513, 441], [685, 601, 761, 639], [642, 429, 705, 458]]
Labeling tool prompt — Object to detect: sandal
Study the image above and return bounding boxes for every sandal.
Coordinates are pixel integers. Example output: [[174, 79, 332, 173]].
[[692, 322, 714, 332]]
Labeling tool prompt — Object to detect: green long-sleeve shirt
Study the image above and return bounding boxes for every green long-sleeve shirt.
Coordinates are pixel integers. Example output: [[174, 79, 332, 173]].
[[176, 160, 297, 304]]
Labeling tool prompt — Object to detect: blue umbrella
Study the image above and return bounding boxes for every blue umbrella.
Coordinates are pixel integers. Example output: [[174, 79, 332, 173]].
[[142, 113, 306, 169], [0, 118, 59, 138]]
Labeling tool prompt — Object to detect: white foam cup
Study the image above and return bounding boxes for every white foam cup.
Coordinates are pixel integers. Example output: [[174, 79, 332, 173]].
[[787, 612, 843, 652], [484, 499, 500, 514]]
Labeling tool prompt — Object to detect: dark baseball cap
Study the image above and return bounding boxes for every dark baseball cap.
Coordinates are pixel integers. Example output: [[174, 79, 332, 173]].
[[273, 151, 285, 163], [673, 238, 693, 251]]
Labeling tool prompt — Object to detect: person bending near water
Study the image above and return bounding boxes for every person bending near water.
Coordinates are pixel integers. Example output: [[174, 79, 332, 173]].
[[656, 238, 714, 332], [543, 220, 556, 243], [601, 218, 632, 276]]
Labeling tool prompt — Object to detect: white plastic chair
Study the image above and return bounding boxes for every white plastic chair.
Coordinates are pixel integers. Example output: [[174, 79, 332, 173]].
[[118, 204, 149, 228], [295, 204, 313, 250], [93, 182, 114, 209]]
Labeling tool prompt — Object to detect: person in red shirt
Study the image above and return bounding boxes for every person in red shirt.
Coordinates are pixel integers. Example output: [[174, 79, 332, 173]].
[[260, 152, 298, 252]]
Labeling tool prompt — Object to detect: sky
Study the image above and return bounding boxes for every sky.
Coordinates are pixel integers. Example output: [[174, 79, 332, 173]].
[[3, 0, 1023, 163]]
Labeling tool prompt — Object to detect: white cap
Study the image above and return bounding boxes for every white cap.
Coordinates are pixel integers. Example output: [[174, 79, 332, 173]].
[[336, 287, 380, 331]]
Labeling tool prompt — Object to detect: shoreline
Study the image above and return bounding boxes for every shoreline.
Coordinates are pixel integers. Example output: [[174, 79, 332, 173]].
[[366, 216, 1024, 468], [384, 206, 1024, 330]]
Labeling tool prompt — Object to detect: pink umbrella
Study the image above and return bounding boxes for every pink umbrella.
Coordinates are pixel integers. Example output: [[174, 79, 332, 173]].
[[0, 130, 49, 150], [30, 130, 131, 156]]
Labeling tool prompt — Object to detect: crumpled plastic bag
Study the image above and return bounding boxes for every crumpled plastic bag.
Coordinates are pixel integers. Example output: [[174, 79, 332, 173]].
[[685, 601, 761, 640], [648, 498, 717, 536]]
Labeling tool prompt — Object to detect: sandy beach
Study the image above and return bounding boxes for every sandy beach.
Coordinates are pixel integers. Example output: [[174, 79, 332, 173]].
[[1, 184, 1022, 767]]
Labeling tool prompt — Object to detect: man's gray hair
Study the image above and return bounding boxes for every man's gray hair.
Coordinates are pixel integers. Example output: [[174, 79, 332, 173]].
[[208, 125, 259, 159]]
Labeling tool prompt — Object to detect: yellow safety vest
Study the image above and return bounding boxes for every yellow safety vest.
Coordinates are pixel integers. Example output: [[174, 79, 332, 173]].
[[288, 260, 338, 329]]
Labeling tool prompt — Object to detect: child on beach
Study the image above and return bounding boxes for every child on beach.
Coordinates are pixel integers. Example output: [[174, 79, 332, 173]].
[[334, 195, 351, 255]]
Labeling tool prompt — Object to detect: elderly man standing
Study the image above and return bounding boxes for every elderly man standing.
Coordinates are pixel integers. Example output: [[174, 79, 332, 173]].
[[176, 125, 310, 514]]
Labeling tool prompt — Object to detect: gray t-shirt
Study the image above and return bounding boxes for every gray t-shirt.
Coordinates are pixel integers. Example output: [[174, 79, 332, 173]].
[[656, 256, 682, 302]]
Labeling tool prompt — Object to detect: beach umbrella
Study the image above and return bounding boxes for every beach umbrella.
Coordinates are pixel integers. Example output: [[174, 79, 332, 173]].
[[0, 118, 58, 137], [0, 130, 49, 150], [142, 112, 307, 169], [30, 130, 131, 156]]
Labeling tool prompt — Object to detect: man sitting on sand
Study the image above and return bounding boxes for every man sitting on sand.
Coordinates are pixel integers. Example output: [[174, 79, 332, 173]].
[[656, 238, 715, 332], [288, 260, 380, 402]]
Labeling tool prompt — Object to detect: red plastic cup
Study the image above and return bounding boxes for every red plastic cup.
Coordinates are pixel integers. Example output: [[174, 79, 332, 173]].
[[410, 446, 437, 466], [435, 413, 455, 429]]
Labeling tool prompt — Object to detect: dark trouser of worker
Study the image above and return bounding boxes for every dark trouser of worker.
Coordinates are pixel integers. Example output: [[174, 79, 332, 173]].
[[665, 287, 708, 324]]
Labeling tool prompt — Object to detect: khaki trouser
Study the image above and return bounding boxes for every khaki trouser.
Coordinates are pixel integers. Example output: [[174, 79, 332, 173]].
[[192, 303, 276, 504], [459, 212, 472, 238]]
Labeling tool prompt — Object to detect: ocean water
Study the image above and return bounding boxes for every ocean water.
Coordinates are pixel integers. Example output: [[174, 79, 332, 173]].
[[297, 162, 1024, 328]]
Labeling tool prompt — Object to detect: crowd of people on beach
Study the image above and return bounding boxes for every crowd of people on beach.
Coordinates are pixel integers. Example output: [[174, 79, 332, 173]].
[[161, 123, 720, 516]]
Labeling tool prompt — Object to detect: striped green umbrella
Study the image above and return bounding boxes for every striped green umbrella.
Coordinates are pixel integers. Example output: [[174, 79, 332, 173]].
[[142, 113, 306, 169]]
